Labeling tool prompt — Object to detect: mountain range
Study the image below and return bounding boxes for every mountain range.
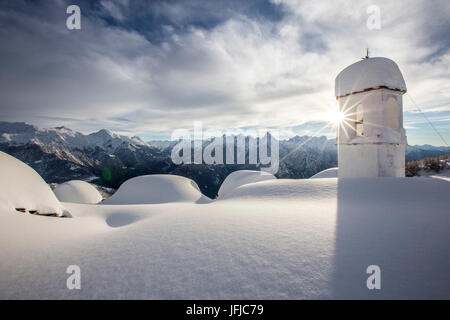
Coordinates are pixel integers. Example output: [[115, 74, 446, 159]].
[[1, 121, 448, 198]]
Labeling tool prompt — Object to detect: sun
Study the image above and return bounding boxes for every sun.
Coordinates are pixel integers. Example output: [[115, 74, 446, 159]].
[[327, 107, 345, 126]]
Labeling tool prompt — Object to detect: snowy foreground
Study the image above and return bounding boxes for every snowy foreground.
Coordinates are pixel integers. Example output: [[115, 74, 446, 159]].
[[0, 154, 449, 299]]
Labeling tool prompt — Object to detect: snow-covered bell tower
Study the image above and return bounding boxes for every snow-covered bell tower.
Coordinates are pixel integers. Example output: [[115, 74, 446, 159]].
[[335, 57, 407, 178]]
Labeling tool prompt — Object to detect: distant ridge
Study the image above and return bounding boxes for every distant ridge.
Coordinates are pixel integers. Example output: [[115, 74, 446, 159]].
[[0, 121, 448, 197]]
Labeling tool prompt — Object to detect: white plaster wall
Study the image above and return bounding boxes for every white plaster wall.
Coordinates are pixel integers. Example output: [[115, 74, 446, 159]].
[[338, 144, 379, 178], [337, 88, 406, 178], [338, 143, 406, 178], [378, 143, 406, 177], [339, 90, 405, 139]]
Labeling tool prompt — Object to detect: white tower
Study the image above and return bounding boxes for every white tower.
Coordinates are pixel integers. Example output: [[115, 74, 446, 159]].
[[335, 57, 407, 178]]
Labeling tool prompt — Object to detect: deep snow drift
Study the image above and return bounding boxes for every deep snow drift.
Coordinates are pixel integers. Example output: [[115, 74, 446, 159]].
[[101, 174, 211, 205], [0, 155, 449, 299], [53, 180, 103, 204], [0, 151, 65, 216], [217, 170, 276, 198], [310, 167, 338, 179]]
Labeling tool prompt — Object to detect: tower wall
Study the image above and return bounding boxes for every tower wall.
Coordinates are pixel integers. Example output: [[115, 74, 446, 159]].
[[338, 143, 406, 178], [337, 89, 406, 178]]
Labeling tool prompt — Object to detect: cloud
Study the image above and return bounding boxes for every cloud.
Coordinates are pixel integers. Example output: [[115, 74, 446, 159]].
[[100, 0, 127, 21], [0, 0, 448, 144]]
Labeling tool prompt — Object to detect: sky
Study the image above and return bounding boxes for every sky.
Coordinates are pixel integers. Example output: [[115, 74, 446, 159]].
[[0, 0, 449, 145]]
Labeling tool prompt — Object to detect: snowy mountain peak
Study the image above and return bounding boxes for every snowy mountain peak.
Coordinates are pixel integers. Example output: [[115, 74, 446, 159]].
[[0, 121, 38, 134], [92, 128, 114, 137], [0, 122, 151, 152], [88, 128, 116, 142], [52, 126, 73, 133]]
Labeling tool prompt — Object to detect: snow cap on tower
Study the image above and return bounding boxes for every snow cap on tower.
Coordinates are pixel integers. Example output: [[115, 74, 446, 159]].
[[335, 57, 407, 99]]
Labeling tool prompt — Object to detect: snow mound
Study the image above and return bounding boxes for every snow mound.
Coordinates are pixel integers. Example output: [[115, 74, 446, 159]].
[[0, 151, 65, 216], [221, 177, 336, 201], [335, 57, 406, 97], [217, 170, 276, 198], [101, 174, 211, 205], [310, 167, 338, 179], [53, 180, 103, 204]]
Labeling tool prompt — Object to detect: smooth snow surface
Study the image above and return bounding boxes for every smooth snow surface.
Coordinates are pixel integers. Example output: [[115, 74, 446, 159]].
[[53, 180, 103, 204], [335, 57, 407, 97], [1, 173, 449, 299], [0, 151, 64, 216], [217, 170, 276, 198], [310, 167, 338, 179], [102, 174, 211, 205]]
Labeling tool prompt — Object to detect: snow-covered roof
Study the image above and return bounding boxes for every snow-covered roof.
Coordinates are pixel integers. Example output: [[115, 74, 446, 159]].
[[218, 170, 276, 198], [0, 151, 65, 216], [310, 167, 338, 179], [335, 57, 406, 98], [53, 180, 103, 204], [101, 174, 211, 205]]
